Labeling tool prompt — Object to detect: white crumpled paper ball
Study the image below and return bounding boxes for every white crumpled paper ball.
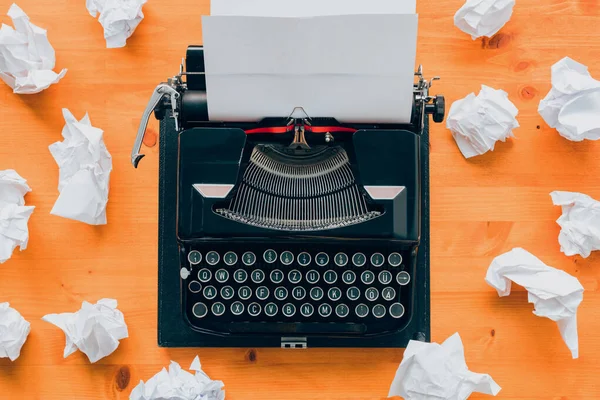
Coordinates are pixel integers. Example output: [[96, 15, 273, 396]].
[[454, 0, 515, 40], [0, 302, 31, 361]]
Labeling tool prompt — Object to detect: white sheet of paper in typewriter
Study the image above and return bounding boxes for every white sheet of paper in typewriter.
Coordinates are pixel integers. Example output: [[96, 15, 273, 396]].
[[211, 0, 416, 16], [202, 4, 418, 124]]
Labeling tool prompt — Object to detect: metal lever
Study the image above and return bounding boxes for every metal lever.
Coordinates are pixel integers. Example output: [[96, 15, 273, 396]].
[[131, 84, 180, 168]]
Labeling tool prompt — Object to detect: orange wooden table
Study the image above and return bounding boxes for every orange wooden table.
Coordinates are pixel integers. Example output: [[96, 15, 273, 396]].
[[1, 0, 600, 398]]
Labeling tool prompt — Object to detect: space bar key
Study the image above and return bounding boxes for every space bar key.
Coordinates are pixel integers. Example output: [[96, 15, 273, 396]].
[[228, 322, 366, 334]]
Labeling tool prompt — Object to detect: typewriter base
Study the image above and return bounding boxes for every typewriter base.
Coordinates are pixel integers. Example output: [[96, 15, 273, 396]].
[[157, 117, 431, 347]]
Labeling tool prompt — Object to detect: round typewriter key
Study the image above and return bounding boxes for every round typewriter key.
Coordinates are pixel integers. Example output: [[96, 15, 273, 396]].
[[198, 268, 212, 283], [396, 271, 411, 286], [206, 251, 220, 266], [388, 252, 402, 267], [324, 270, 338, 284], [192, 302, 208, 318], [382, 287, 397, 301], [265, 302, 278, 317], [342, 270, 356, 285], [378, 270, 393, 285], [263, 249, 277, 264], [306, 270, 320, 284], [282, 303, 296, 317], [315, 252, 329, 267], [310, 286, 324, 301], [361, 270, 375, 285], [335, 304, 350, 318], [211, 302, 226, 316], [270, 269, 284, 284], [203, 285, 217, 300], [234, 269, 248, 284], [389, 302, 405, 319], [188, 250, 202, 265], [275, 286, 288, 301], [251, 269, 265, 284], [297, 252, 311, 267], [188, 281, 202, 293], [224, 251, 238, 266], [215, 269, 229, 283], [292, 286, 306, 301], [318, 303, 332, 317], [352, 252, 366, 267], [372, 304, 386, 318], [300, 303, 314, 317], [248, 302, 262, 317], [334, 252, 348, 267], [280, 250, 294, 266], [242, 251, 256, 266], [239, 286, 252, 300], [365, 287, 379, 302], [328, 287, 342, 302], [370, 252, 385, 267], [231, 301, 244, 316], [355, 303, 369, 318], [347, 286, 360, 301], [288, 269, 302, 284], [256, 286, 270, 300], [220, 285, 234, 300]]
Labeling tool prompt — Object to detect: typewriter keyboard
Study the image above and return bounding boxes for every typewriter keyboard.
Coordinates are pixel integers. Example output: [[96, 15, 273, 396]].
[[181, 245, 414, 335]]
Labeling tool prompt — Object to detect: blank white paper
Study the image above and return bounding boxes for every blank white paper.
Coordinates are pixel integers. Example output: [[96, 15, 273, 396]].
[[211, 0, 416, 16], [201, 14, 418, 123]]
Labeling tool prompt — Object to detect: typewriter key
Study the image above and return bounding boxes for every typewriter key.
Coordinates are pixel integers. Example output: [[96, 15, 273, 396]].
[[288, 269, 302, 284], [220, 285, 234, 300], [270, 269, 284, 284], [192, 302, 208, 318], [211, 302, 226, 316], [239, 286, 252, 300], [389, 302, 405, 319], [251, 269, 265, 284], [365, 287, 379, 301], [361, 270, 375, 285], [324, 270, 337, 284], [265, 302, 278, 317], [282, 303, 296, 317], [388, 252, 402, 267], [275, 286, 288, 301], [234, 269, 248, 283], [215, 269, 229, 283], [203, 285, 217, 300], [378, 270, 393, 285], [328, 287, 342, 301], [248, 302, 261, 317], [206, 251, 220, 266], [231, 301, 244, 316], [256, 286, 269, 300], [334, 252, 348, 267], [372, 304, 386, 318], [396, 271, 410, 286], [318, 303, 332, 317], [300, 303, 314, 317], [342, 270, 356, 285], [198, 269, 212, 283], [335, 304, 350, 318], [370, 253, 384, 267], [355, 303, 369, 318], [347, 286, 360, 301], [188, 281, 202, 293], [352, 252, 366, 267], [292, 286, 306, 301], [382, 287, 396, 301], [242, 251, 256, 266], [224, 251, 238, 266], [280, 250, 294, 266], [297, 252, 311, 267], [306, 270, 320, 284], [310, 286, 324, 301], [263, 249, 277, 264], [188, 251, 202, 265], [315, 252, 329, 267]]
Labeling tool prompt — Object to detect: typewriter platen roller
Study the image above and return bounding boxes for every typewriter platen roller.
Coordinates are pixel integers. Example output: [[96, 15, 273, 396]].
[[133, 46, 444, 348]]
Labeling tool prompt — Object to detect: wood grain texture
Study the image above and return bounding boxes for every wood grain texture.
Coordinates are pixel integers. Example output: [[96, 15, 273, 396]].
[[1, 0, 599, 398]]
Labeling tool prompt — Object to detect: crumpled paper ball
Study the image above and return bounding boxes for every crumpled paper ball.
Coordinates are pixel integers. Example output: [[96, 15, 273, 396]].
[[454, 0, 515, 40], [0, 302, 31, 361]]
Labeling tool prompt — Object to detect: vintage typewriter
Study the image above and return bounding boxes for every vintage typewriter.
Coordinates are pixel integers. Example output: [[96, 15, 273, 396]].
[[132, 46, 444, 348]]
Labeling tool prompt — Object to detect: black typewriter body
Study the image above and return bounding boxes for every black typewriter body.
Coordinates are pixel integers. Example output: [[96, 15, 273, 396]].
[[133, 46, 444, 348]]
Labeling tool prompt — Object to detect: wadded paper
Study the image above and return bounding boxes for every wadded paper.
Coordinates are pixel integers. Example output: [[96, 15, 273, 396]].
[[539, 57, 600, 141], [86, 0, 147, 48], [0, 3, 67, 94], [485, 247, 584, 359], [447, 85, 519, 158], [0, 169, 35, 263], [0, 302, 31, 361], [388, 332, 501, 399], [551, 191, 600, 258], [130, 355, 226, 400], [49, 108, 112, 225], [42, 298, 128, 363], [202, 13, 418, 123], [454, 0, 515, 39]]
